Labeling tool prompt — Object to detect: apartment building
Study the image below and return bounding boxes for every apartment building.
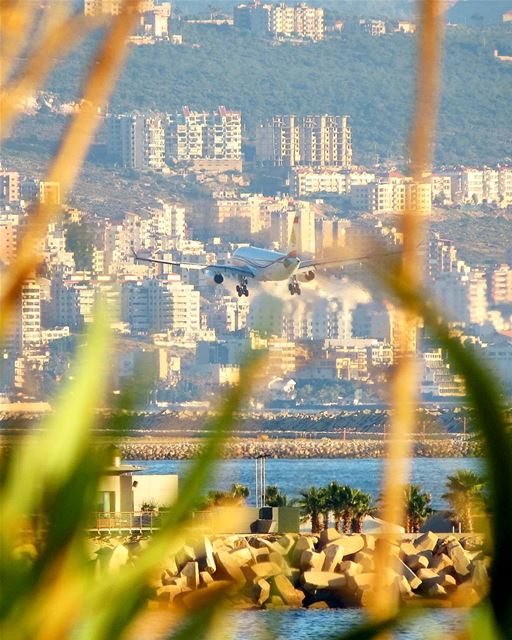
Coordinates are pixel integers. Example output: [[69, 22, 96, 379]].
[[441, 167, 512, 205], [84, 0, 156, 16], [270, 202, 316, 255], [488, 264, 512, 304], [351, 180, 431, 215], [0, 171, 20, 203], [433, 266, 488, 326], [122, 276, 200, 336], [166, 107, 242, 166], [107, 114, 166, 170], [269, 3, 324, 40], [233, 2, 270, 34], [39, 181, 61, 205], [256, 115, 352, 168], [359, 19, 386, 36]]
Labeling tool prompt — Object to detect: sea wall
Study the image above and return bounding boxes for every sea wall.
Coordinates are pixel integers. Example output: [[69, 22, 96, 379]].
[[120, 437, 480, 460], [92, 530, 488, 610]]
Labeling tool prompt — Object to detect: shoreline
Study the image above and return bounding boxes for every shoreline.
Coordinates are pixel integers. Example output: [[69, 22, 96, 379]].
[[120, 437, 480, 460]]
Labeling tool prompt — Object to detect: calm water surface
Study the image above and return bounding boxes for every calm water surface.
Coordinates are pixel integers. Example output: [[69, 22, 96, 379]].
[[134, 457, 481, 509]]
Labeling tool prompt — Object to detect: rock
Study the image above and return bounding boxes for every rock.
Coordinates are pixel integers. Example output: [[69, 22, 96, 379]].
[[271, 574, 305, 607], [430, 553, 453, 573], [108, 544, 129, 573], [176, 545, 196, 569], [308, 601, 330, 609], [414, 532, 438, 553], [322, 544, 345, 572], [472, 559, 489, 595], [277, 534, 297, 554], [156, 585, 182, 603], [300, 550, 325, 572], [339, 560, 363, 577], [255, 578, 271, 606], [416, 568, 441, 581], [404, 554, 429, 571], [194, 537, 216, 574], [180, 561, 200, 590], [291, 537, 316, 566], [426, 583, 447, 598], [374, 538, 401, 558], [400, 541, 418, 557], [230, 547, 254, 567], [253, 547, 271, 563], [446, 540, 471, 578], [441, 574, 457, 592], [164, 556, 179, 576], [362, 535, 376, 551], [451, 583, 481, 608], [319, 529, 342, 547], [267, 595, 286, 608], [214, 550, 246, 585], [269, 551, 286, 568], [392, 557, 422, 590], [301, 571, 347, 592], [331, 535, 364, 556], [354, 550, 374, 573], [200, 571, 214, 586], [395, 574, 412, 597], [247, 561, 282, 581]]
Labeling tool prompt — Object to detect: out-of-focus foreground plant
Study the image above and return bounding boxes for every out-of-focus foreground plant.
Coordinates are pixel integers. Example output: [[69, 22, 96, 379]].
[[1, 1, 511, 640]]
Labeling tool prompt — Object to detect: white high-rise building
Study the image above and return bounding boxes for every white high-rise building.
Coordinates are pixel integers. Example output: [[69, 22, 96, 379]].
[[256, 114, 352, 168], [433, 266, 488, 326], [107, 114, 166, 170]]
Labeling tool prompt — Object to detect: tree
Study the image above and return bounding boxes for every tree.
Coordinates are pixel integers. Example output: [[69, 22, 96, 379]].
[[403, 484, 433, 533], [350, 490, 373, 533], [442, 469, 485, 533], [297, 487, 323, 534], [319, 487, 331, 530], [265, 485, 288, 507], [230, 483, 249, 504], [326, 481, 352, 532]]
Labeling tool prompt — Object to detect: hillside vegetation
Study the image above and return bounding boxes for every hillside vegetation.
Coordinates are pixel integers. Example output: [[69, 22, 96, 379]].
[[43, 23, 511, 164]]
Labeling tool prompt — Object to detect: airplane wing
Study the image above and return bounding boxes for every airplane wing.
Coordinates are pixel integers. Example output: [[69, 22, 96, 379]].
[[298, 249, 402, 271], [132, 249, 255, 277]]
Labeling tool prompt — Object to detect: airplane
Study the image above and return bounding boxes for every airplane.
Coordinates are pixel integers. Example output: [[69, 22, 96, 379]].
[[132, 215, 392, 297]]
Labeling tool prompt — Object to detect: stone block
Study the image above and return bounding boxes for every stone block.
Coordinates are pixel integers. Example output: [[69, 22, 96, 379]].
[[404, 554, 429, 571], [339, 560, 363, 577], [230, 547, 254, 567], [291, 536, 316, 566], [176, 545, 196, 569], [425, 583, 447, 598], [246, 561, 282, 581], [331, 535, 364, 556], [400, 541, 418, 557], [301, 571, 347, 592], [308, 601, 329, 609], [156, 585, 182, 603], [322, 544, 345, 572], [430, 553, 454, 573], [255, 578, 271, 606], [392, 557, 422, 590], [107, 544, 129, 573], [271, 574, 305, 607], [446, 541, 471, 578], [319, 528, 342, 547], [180, 561, 200, 590], [277, 533, 297, 554], [200, 571, 214, 586], [300, 549, 325, 572], [193, 537, 216, 574], [416, 568, 441, 581], [354, 550, 374, 572], [214, 550, 246, 585], [414, 532, 438, 553]]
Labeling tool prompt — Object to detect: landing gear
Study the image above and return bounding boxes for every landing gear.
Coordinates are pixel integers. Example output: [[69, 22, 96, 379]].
[[236, 278, 249, 297], [288, 278, 301, 296]]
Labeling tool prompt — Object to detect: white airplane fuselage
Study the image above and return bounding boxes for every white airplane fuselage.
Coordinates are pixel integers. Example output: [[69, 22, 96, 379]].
[[232, 246, 300, 281]]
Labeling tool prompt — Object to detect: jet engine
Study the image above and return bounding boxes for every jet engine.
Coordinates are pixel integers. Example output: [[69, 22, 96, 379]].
[[297, 270, 315, 283], [206, 269, 224, 285]]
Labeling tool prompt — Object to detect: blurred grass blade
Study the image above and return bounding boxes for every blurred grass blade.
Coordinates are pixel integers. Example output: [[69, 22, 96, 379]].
[[0, 14, 96, 140], [0, 0, 141, 336], [384, 271, 512, 637], [0, 0, 37, 86], [75, 354, 263, 640]]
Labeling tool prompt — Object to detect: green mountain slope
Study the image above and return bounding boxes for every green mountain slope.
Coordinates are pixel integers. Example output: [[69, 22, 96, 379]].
[[48, 24, 512, 164]]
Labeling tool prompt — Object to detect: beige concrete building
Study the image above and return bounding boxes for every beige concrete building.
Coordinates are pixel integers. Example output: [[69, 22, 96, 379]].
[[84, 0, 156, 16], [268, 3, 324, 40], [107, 114, 166, 170], [166, 106, 242, 164], [489, 264, 512, 304], [0, 171, 20, 202], [351, 179, 431, 215], [256, 114, 352, 168]]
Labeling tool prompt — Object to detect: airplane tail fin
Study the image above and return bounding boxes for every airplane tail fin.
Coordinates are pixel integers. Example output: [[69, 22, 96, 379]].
[[288, 213, 300, 257]]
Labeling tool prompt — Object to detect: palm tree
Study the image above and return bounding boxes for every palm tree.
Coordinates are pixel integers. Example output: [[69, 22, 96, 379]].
[[231, 483, 249, 504], [326, 482, 352, 532], [297, 487, 323, 534], [265, 485, 288, 507], [350, 490, 373, 533], [442, 469, 485, 533], [403, 484, 433, 533]]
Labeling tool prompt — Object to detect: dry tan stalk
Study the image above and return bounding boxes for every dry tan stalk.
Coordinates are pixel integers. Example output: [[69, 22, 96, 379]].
[[368, 0, 445, 625], [0, 0, 37, 86], [0, 14, 97, 140], [0, 0, 142, 335]]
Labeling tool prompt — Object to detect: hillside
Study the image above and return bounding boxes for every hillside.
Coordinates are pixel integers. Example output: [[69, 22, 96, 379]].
[[46, 23, 512, 165]]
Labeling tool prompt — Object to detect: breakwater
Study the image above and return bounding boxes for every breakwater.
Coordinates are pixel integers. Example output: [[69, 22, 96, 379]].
[[121, 437, 479, 460], [94, 530, 487, 611]]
